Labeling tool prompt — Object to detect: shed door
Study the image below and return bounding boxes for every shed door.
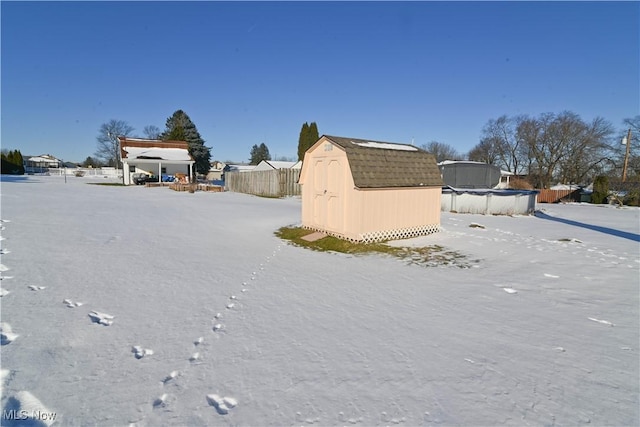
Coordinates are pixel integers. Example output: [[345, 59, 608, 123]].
[[312, 158, 343, 232]]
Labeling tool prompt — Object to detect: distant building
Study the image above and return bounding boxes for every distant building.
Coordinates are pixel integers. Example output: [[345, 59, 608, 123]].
[[24, 155, 61, 173], [253, 160, 302, 171], [118, 137, 195, 185]]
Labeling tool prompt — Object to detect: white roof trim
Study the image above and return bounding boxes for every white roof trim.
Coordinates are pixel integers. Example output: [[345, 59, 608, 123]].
[[351, 141, 418, 151], [123, 147, 192, 162]]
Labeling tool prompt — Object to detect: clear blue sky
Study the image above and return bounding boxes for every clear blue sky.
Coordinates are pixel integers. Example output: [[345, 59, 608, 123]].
[[2, 1, 638, 163]]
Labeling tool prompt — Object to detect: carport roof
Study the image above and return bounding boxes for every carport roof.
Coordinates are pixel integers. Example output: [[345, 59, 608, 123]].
[[322, 135, 443, 188], [119, 137, 194, 162]]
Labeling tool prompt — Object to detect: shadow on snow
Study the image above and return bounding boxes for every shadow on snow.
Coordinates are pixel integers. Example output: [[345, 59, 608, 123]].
[[535, 210, 640, 242]]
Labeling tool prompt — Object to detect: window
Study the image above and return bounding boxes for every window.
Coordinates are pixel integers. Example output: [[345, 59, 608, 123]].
[[129, 165, 135, 172], [161, 167, 167, 174]]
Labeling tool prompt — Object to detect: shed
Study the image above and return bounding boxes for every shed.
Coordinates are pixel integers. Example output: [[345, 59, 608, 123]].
[[118, 137, 195, 185], [299, 135, 443, 243]]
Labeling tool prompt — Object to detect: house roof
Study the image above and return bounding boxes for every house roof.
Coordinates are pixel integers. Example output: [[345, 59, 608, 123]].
[[321, 135, 443, 188], [254, 160, 301, 170], [118, 137, 194, 162]]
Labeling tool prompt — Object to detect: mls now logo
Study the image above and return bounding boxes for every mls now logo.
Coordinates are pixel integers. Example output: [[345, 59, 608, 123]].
[[3, 409, 58, 423]]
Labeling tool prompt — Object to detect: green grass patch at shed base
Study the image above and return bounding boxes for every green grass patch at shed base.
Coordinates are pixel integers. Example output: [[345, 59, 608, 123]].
[[275, 226, 476, 268]]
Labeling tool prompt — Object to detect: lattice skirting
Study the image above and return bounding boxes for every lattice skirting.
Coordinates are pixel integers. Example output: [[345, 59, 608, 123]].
[[302, 224, 440, 243]]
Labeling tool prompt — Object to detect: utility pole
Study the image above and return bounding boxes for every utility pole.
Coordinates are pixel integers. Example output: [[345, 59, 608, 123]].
[[622, 128, 632, 182]]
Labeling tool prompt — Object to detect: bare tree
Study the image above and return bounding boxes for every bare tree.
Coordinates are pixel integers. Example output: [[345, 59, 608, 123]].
[[95, 119, 134, 167], [518, 112, 612, 188], [467, 138, 501, 165], [478, 115, 525, 174], [143, 125, 161, 140], [420, 141, 460, 163]]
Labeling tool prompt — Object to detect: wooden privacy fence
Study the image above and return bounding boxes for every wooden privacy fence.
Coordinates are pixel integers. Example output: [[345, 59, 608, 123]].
[[536, 189, 581, 203], [225, 169, 301, 197]]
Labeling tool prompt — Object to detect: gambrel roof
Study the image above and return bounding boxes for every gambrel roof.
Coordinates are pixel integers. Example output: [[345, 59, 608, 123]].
[[320, 135, 443, 188]]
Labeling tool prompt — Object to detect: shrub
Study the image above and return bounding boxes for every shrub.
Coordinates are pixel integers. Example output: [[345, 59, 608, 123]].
[[508, 178, 534, 190], [591, 175, 609, 204]]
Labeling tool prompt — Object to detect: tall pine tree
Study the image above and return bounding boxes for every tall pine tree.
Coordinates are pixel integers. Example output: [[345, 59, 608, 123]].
[[297, 122, 319, 161], [297, 122, 310, 161], [161, 110, 211, 176]]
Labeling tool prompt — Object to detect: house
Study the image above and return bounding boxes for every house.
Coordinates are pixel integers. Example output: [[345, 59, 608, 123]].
[[118, 137, 195, 185], [206, 161, 226, 181], [252, 160, 302, 171], [24, 154, 60, 173], [222, 164, 256, 181], [298, 135, 443, 243]]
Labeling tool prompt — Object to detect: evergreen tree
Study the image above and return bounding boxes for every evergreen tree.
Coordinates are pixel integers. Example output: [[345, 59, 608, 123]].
[[297, 122, 309, 161], [161, 110, 211, 176], [308, 122, 319, 148], [297, 122, 320, 161], [1, 149, 25, 175], [250, 143, 272, 165], [592, 175, 609, 204]]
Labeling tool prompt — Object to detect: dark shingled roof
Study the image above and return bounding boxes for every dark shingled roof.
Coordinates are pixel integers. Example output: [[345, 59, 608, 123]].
[[323, 135, 443, 188]]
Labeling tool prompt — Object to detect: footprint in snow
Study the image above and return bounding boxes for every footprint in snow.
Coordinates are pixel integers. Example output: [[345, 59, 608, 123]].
[[0, 288, 10, 297], [544, 273, 559, 279], [132, 346, 154, 359], [0, 275, 14, 281], [206, 394, 237, 415], [63, 299, 83, 308], [0, 322, 18, 345], [162, 370, 179, 384], [153, 393, 169, 408], [4, 391, 56, 427], [88, 311, 114, 326], [189, 352, 201, 362], [0, 249, 10, 255], [226, 303, 235, 310], [0, 264, 9, 272], [28, 285, 46, 291], [503, 287, 518, 294], [212, 323, 224, 332], [194, 337, 204, 346]]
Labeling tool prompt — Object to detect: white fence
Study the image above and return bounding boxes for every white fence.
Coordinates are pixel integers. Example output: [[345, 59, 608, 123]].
[[225, 169, 301, 197], [42, 167, 123, 178]]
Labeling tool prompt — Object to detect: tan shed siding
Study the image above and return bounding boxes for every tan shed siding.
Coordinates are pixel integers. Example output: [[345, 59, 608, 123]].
[[348, 187, 441, 237]]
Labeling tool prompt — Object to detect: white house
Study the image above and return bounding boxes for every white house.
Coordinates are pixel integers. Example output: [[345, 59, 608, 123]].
[[118, 137, 195, 185], [252, 160, 302, 171], [24, 155, 60, 173]]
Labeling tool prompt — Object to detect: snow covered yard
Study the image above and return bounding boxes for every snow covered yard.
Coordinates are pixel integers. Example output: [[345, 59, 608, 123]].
[[1, 175, 638, 426]]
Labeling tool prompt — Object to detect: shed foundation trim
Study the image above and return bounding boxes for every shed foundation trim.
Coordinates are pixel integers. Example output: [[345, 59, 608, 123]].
[[303, 224, 440, 243]]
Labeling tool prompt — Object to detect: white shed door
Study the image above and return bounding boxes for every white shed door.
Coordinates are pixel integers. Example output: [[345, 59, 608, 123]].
[[312, 157, 343, 232]]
